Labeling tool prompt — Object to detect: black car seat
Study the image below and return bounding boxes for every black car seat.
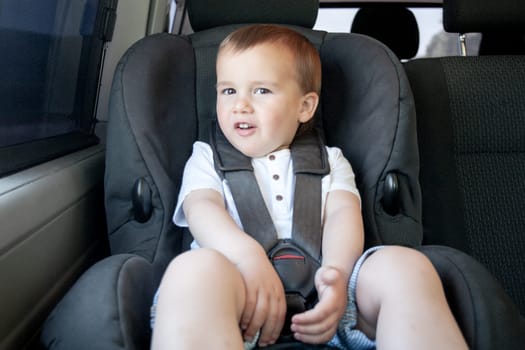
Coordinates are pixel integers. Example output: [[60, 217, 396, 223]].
[[350, 4, 419, 60], [478, 32, 525, 55], [41, 0, 524, 349], [404, 0, 525, 323]]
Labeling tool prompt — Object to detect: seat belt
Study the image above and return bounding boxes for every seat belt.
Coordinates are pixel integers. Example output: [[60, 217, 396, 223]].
[[289, 127, 331, 262], [210, 123, 330, 330], [210, 123, 279, 252], [210, 123, 330, 261]]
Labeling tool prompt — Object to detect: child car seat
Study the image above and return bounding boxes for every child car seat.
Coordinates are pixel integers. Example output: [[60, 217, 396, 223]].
[[41, 0, 525, 349]]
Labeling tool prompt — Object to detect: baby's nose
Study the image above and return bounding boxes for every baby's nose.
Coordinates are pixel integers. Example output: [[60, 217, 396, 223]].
[[233, 96, 252, 112]]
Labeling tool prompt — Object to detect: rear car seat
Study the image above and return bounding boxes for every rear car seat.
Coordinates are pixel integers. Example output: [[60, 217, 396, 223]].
[[404, 0, 525, 325], [350, 4, 419, 60]]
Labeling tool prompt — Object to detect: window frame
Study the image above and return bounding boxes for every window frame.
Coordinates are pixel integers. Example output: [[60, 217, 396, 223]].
[[0, 0, 117, 177]]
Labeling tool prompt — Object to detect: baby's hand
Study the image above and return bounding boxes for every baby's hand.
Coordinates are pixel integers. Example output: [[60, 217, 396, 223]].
[[236, 249, 286, 347], [290, 266, 348, 344]]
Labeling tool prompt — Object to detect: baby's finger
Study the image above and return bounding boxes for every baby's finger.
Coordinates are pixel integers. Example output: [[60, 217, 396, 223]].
[[291, 310, 337, 335], [292, 300, 333, 325], [258, 295, 286, 346], [241, 290, 257, 331], [293, 326, 336, 345], [244, 292, 268, 342]]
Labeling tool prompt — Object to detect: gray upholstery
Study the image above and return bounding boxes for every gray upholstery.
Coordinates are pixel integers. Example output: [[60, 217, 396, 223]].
[[103, 34, 194, 282], [42, 254, 156, 350], [319, 33, 421, 246]]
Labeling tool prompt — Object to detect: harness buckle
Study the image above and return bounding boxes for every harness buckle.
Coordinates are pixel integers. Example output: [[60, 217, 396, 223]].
[[269, 240, 320, 340]]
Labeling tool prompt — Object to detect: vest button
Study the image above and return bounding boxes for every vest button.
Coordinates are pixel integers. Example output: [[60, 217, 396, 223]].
[[269, 154, 276, 160], [273, 174, 280, 180], [276, 195, 283, 201]]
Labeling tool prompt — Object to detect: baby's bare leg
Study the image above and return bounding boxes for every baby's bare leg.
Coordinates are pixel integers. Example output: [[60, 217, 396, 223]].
[[355, 246, 468, 350], [151, 248, 246, 350]]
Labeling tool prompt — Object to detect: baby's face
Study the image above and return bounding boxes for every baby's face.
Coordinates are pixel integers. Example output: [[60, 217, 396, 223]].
[[216, 42, 315, 158]]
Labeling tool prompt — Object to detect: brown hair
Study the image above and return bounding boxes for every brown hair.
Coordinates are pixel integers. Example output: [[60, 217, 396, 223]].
[[218, 24, 322, 95]]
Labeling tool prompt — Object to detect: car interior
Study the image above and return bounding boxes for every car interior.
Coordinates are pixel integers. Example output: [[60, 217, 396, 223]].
[[0, 0, 524, 349]]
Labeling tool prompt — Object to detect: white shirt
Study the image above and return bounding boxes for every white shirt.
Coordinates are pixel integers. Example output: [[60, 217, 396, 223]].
[[173, 142, 360, 249]]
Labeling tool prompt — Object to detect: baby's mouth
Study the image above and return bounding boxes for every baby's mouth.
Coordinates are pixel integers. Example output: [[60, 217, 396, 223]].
[[236, 122, 254, 130]]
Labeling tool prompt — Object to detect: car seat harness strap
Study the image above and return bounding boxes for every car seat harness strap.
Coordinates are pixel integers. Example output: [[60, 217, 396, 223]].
[[211, 123, 329, 331]]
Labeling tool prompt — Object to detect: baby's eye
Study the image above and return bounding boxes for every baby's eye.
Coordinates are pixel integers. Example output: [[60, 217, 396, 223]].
[[254, 87, 271, 95], [221, 88, 236, 95]]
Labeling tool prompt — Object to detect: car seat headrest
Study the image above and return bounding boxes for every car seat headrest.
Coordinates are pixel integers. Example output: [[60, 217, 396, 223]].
[[351, 5, 419, 60], [444, 0, 525, 33], [187, 0, 319, 32]]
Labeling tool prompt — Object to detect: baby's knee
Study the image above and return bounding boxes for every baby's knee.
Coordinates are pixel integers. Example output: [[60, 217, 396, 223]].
[[359, 246, 438, 289], [164, 248, 231, 276], [371, 246, 433, 268], [160, 248, 236, 289]]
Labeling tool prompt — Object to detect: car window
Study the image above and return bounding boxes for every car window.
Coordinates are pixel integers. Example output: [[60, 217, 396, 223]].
[[314, 6, 481, 58], [0, 0, 116, 176]]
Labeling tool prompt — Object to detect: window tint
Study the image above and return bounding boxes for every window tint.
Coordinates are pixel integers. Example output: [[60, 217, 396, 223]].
[[0, 0, 116, 176]]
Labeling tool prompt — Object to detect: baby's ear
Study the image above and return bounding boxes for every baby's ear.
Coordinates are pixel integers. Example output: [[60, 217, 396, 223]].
[[298, 92, 319, 123]]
